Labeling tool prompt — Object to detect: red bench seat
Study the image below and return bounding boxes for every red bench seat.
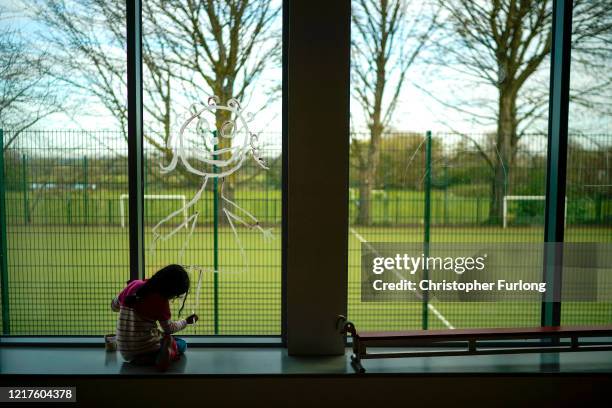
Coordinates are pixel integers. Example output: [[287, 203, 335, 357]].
[[337, 316, 612, 373]]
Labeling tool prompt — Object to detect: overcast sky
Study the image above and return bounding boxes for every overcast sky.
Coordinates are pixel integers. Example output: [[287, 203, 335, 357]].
[[1, 0, 610, 151]]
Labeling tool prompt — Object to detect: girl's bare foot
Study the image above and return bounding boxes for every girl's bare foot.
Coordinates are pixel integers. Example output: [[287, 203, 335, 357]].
[[156, 335, 173, 372]]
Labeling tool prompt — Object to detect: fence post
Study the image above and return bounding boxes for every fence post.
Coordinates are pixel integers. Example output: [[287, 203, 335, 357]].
[[274, 193, 277, 223], [595, 195, 602, 223], [212, 132, 220, 335], [22, 154, 28, 225], [67, 197, 72, 225], [83, 156, 88, 225], [384, 194, 389, 224], [265, 170, 269, 221], [395, 195, 399, 224], [422, 130, 432, 330], [0, 129, 10, 334], [443, 165, 448, 225], [108, 199, 112, 225]]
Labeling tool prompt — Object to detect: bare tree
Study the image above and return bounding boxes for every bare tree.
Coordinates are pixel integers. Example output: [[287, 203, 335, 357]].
[[0, 19, 60, 151], [149, 0, 281, 201], [36, 0, 281, 192], [351, 0, 438, 225], [429, 0, 612, 224], [35, 0, 128, 136], [150, 0, 280, 124], [35, 0, 177, 150]]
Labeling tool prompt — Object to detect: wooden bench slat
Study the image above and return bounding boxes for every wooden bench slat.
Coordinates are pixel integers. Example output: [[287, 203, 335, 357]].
[[355, 325, 612, 341]]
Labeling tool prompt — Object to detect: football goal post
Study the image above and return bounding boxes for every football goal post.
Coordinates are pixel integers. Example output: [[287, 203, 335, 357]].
[[503, 195, 567, 228], [119, 194, 187, 228]]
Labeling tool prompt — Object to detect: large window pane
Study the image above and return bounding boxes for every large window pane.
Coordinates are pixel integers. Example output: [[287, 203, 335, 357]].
[[349, 0, 553, 330], [142, 0, 282, 335], [562, 1, 612, 325], [0, 1, 283, 336], [1, 1, 128, 334]]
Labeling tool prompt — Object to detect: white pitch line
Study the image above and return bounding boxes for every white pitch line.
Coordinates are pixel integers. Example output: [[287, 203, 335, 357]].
[[350, 227, 455, 330], [427, 303, 454, 330]]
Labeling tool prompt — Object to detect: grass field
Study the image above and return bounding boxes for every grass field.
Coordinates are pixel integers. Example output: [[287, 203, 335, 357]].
[[5, 188, 611, 227], [4, 132, 610, 336], [2, 223, 610, 335]]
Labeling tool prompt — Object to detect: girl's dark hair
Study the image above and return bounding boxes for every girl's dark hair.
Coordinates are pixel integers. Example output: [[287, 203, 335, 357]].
[[125, 264, 190, 316]]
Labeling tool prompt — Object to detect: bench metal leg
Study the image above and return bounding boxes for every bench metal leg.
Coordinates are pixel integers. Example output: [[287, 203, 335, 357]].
[[468, 339, 476, 352], [571, 336, 579, 350], [351, 354, 366, 373]]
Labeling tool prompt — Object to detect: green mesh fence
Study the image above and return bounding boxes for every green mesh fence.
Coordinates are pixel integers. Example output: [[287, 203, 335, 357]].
[[0, 130, 610, 335], [2, 130, 129, 335], [0, 130, 281, 335], [347, 132, 612, 331], [143, 143, 282, 335], [562, 133, 612, 325]]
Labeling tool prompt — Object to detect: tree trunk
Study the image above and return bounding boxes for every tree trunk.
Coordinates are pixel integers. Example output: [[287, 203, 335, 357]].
[[214, 91, 236, 224], [357, 124, 383, 225], [489, 88, 517, 225], [489, 162, 506, 225], [357, 165, 373, 225]]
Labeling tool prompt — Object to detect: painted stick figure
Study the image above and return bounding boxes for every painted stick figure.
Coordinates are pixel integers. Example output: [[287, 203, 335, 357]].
[[150, 96, 272, 271]]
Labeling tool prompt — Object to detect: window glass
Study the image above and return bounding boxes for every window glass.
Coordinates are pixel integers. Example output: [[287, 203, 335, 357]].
[[142, 0, 283, 334], [1, 0, 128, 334], [562, 1, 612, 324], [349, 0, 554, 330]]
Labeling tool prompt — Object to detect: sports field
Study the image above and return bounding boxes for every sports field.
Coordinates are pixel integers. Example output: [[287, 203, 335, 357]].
[[3, 224, 610, 335], [3, 129, 610, 335]]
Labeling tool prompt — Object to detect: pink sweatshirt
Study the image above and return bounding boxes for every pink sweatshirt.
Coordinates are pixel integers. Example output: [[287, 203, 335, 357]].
[[111, 280, 187, 361]]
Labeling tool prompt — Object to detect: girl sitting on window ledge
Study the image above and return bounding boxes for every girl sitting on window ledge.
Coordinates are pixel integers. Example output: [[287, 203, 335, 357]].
[[111, 264, 198, 371]]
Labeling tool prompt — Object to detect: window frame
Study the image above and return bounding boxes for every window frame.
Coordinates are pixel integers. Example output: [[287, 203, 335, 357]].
[[0, 0, 579, 348]]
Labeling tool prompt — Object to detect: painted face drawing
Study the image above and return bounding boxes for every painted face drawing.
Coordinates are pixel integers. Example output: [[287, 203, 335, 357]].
[[151, 96, 272, 271]]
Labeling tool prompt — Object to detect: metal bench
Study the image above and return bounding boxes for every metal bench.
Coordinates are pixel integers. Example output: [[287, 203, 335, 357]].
[[337, 316, 612, 373]]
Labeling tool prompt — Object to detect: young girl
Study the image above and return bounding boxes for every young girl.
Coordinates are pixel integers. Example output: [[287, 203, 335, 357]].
[[111, 264, 198, 371]]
